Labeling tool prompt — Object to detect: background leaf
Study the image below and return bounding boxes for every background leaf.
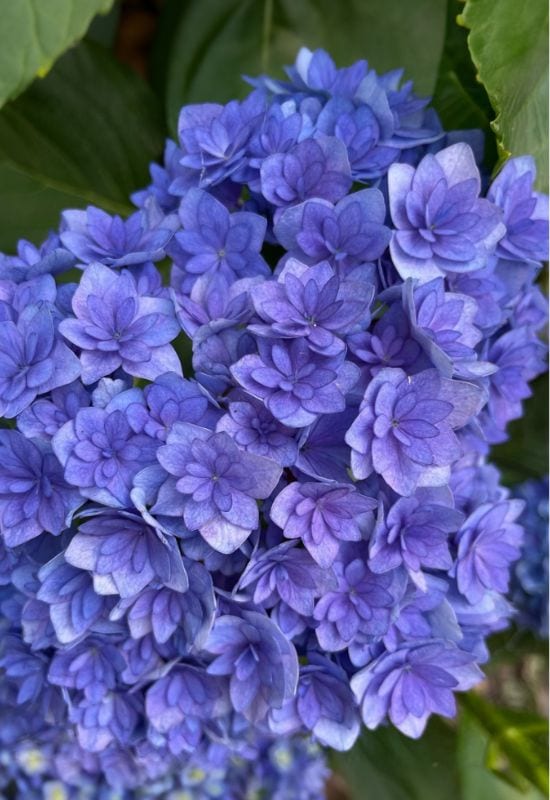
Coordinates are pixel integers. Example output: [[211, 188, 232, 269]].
[[432, 0, 496, 167], [331, 719, 461, 800], [460, 0, 549, 190], [459, 694, 549, 795], [0, 0, 114, 107], [457, 709, 544, 800], [152, 0, 447, 135], [0, 40, 165, 250]]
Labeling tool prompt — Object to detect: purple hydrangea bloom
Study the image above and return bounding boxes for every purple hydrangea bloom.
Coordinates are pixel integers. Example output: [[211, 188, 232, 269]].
[[455, 499, 524, 604], [348, 303, 422, 377], [274, 190, 391, 270], [64, 511, 188, 598], [60, 203, 176, 268], [270, 656, 360, 750], [249, 259, 374, 355], [17, 381, 90, 441], [351, 640, 482, 738], [388, 143, 505, 280], [0, 431, 82, 547], [176, 93, 265, 188], [70, 692, 140, 753], [110, 560, 215, 648], [48, 638, 125, 701], [260, 135, 352, 210], [346, 367, 483, 495], [59, 263, 181, 383], [125, 371, 219, 442], [231, 338, 359, 428], [488, 156, 549, 263], [0, 305, 81, 418], [206, 611, 299, 723], [313, 552, 406, 650], [270, 482, 376, 568], [53, 404, 158, 508], [238, 541, 336, 616], [171, 189, 269, 292], [403, 278, 493, 378], [317, 98, 400, 181], [216, 393, 298, 467], [156, 422, 282, 553], [368, 495, 463, 588], [37, 556, 113, 644], [146, 665, 227, 748], [0, 232, 75, 283]]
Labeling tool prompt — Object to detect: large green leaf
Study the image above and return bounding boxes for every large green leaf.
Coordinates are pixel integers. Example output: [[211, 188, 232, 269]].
[[460, 0, 549, 190], [492, 374, 549, 485], [432, 0, 496, 167], [331, 719, 461, 800], [459, 694, 549, 796], [334, 705, 547, 800], [153, 0, 447, 135], [0, 41, 166, 250], [0, 0, 114, 107], [457, 709, 544, 800]]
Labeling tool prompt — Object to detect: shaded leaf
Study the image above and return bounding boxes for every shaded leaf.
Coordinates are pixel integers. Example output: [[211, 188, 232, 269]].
[[0, 41, 166, 249], [153, 0, 447, 135], [460, 0, 548, 190], [332, 718, 460, 800], [460, 693, 549, 795], [0, 0, 114, 107], [492, 374, 549, 486]]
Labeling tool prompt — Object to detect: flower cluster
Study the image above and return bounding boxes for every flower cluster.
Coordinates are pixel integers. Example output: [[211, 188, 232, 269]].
[[0, 733, 328, 800], [511, 476, 549, 638], [0, 47, 547, 792]]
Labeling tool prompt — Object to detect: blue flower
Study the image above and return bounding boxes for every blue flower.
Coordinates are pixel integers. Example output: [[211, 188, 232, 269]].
[[455, 499, 524, 604], [269, 655, 360, 751], [313, 550, 406, 650], [0, 431, 82, 547], [270, 481, 376, 568], [488, 156, 549, 263], [171, 189, 269, 293], [231, 337, 359, 428], [206, 611, 298, 723], [60, 202, 177, 268], [176, 93, 265, 188], [346, 368, 483, 495], [351, 640, 482, 738], [156, 422, 281, 553], [249, 259, 374, 355], [388, 143, 505, 280], [274, 189, 391, 270], [37, 556, 114, 644], [260, 135, 352, 210], [59, 262, 181, 384], [53, 404, 158, 508], [64, 510, 189, 598], [0, 305, 81, 418]]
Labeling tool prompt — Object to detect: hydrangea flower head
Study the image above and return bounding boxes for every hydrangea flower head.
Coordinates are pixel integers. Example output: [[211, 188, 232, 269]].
[[0, 43, 547, 794]]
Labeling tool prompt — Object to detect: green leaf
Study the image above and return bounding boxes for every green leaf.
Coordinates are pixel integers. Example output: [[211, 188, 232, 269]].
[[0, 162, 86, 251], [457, 709, 544, 800], [460, 0, 549, 190], [432, 0, 496, 168], [0, 0, 114, 108], [332, 718, 461, 800], [0, 41, 165, 250], [492, 374, 549, 485], [459, 694, 549, 795], [154, 0, 447, 135]]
